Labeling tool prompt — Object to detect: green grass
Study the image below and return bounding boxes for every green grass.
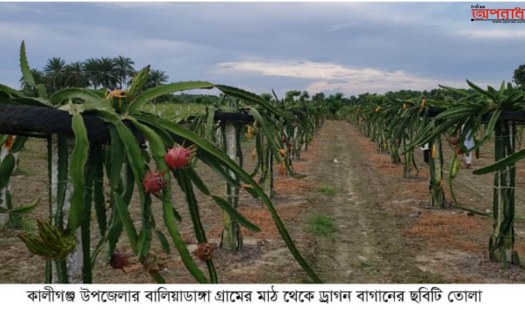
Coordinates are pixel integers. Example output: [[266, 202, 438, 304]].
[[140, 102, 207, 121], [306, 214, 337, 239], [515, 213, 525, 224], [316, 185, 338, 196]]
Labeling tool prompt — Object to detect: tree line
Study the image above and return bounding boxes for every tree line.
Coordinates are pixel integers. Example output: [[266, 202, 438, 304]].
[[23, 55, 523, 111], [20, 56, 168, 97], [263, 87, 466, 119]]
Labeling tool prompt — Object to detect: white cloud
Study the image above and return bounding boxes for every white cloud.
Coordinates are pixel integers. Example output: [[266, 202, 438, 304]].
[[454, 29, 525, 39], [94, 2, 183, 10], [216, 60, 466, 95], [0, 3, 49, 14]]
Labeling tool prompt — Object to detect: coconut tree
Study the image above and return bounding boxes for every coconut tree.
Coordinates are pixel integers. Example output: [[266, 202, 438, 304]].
[[298, 91, 309, 102], [96, 57, 119, 90], [114, 56, 135, 89], [44, 57, 67, 93], [83, 58, 101, 89], [146, 69, 169, 89], [65, 62, 90, 88]]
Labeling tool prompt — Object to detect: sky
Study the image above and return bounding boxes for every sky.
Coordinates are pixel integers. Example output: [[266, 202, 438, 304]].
[[0, 2, 523, 97]]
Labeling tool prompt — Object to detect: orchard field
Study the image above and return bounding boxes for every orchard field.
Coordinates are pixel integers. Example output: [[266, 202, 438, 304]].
[[1, 43, 525, 284], [1, 115, 525, 283]]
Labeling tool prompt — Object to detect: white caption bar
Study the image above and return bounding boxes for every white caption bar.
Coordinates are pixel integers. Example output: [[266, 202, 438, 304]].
[[0, 284, 522, 310]]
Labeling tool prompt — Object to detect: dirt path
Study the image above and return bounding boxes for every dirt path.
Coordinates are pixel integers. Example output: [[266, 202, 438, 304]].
[[309, 123, 381, 282], [304, 120, 442, 283]]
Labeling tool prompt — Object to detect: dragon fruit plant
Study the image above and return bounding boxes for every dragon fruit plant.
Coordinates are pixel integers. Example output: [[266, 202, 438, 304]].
[[0, 41, 321, 284], [177, 91, 324, 251], [0, 135, 38, 227]]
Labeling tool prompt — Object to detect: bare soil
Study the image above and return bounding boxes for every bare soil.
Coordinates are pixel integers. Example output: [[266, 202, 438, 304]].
[[0, 120, 524, 283]]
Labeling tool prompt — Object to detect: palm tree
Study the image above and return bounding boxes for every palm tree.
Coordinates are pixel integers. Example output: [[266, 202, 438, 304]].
[[114, 56, 135, 89], [83, 58, 101, 88], [97, 57, 119, 90], [19, 69, 48, 97], [299, 91, 310, 102], [144, 69, 169, 103], [146, 69, 169, 89], [285, 90, 301, 103], [64, 61, 89, 88], [44, 57, 66, 93], [312, 92, 325, 105]]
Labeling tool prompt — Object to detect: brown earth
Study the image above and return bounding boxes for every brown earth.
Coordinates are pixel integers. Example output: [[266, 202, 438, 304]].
[[0, 120, 524, 283]]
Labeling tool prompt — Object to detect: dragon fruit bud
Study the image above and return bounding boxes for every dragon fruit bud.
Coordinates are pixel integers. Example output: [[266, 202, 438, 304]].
[[164, 145, 196, 169], [195, 243, 214, 261], [110, 251, 129, 271], [142, 170, 168, 194]]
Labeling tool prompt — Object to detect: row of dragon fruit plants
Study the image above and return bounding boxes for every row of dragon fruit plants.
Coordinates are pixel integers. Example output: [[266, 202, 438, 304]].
[[0, 42, 327, 283], [343, 82, 524, 269]]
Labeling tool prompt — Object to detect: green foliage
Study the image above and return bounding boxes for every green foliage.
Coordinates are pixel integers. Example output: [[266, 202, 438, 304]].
[[17, 43, 169, 97], [67, 112, 89, 233], [474, 148, 525, 175], [0, 153, 15, 189], [140, 102, 207, 120], [306, 215, 337, 239], [128, 81, 214, 112], [20, 41, 36, 88], [316, 186, 338, 196], [513, 64, 525, 89], [0, 198, 40, 215], [211, 196, 260, 232]]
